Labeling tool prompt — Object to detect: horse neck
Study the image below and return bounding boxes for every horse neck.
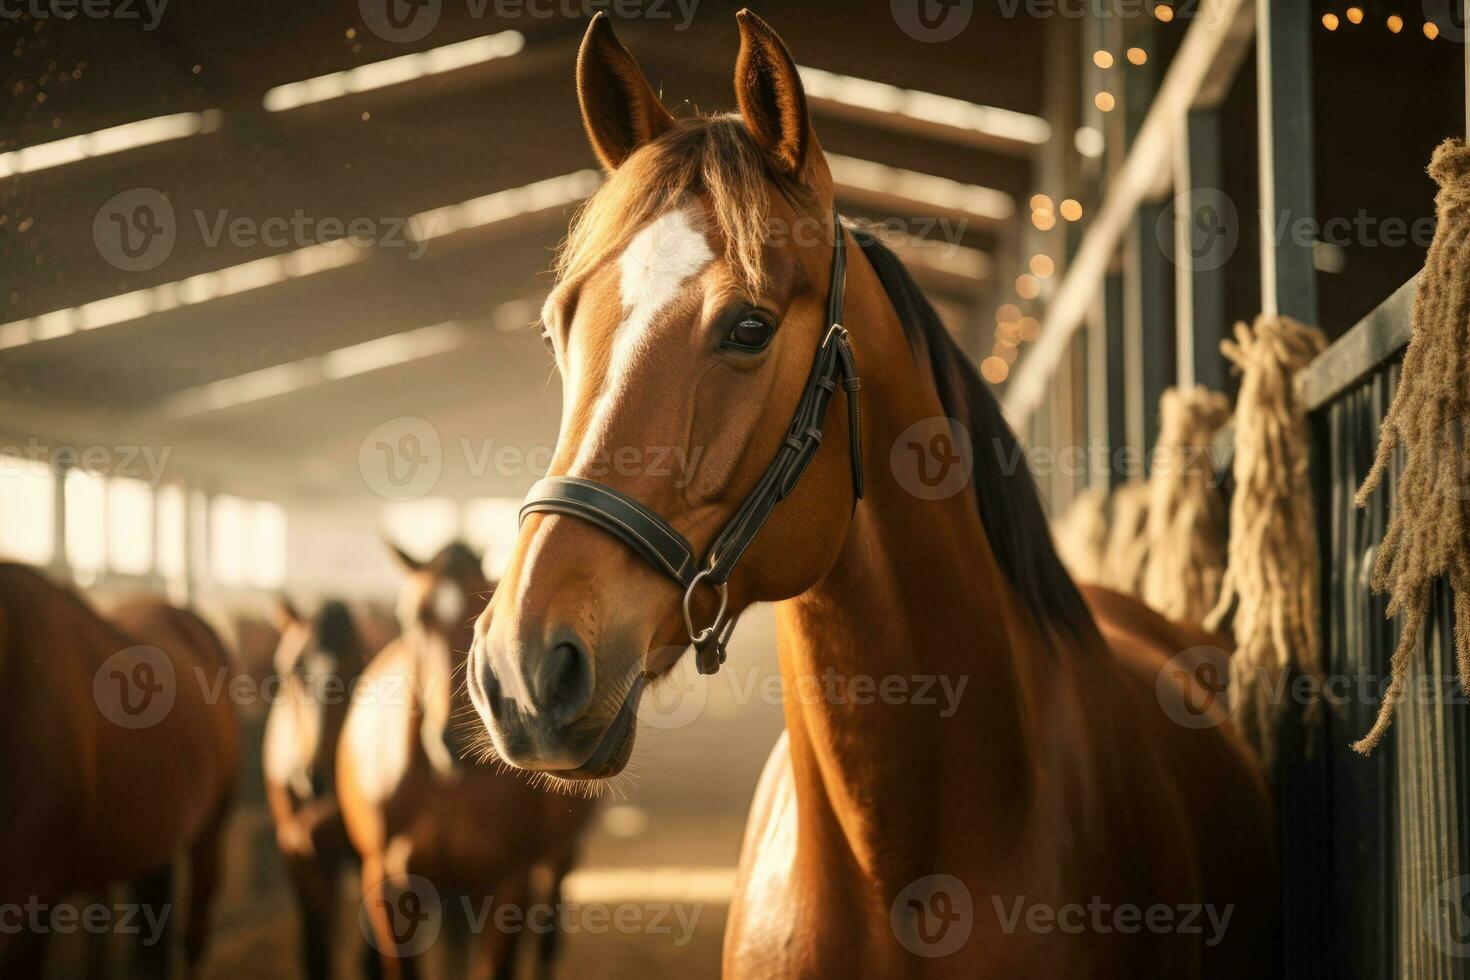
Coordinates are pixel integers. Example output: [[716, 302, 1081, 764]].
[[774, 293, 1040, 882]]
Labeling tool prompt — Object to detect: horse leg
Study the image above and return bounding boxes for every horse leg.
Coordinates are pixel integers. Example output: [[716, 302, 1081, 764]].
[[284, 851, 337, 980], [0, 926, 52, 978], [182, 793, 232, 975], [133, 862, 177, 977], [475, 871, 530, 980], [359, 850, 432, 980], [532, 864, 568, 980]]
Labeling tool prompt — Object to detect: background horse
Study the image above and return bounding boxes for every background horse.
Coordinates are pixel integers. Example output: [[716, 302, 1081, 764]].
[[469, 12, 1278, 978], [264, 598, 377, 979], [0, 564, 238, 976], [336, 542, 598, 979]]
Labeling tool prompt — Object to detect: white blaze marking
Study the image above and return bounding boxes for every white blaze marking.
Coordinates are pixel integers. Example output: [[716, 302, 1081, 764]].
[[573, 207, 714, 471]]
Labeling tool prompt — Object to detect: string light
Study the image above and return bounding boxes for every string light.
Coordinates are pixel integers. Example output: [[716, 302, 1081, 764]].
[[996, 321, 1021, 345], [995, 344, 1018, 364], [1029, 193, 1054, 211], [1018, 317, 1041, 341], [1322, 12, 1339, 29], [1346, 6, 1363, 23], [1015, 274, 1041, 299], [1032, 208, 1056, 231], [1059, 199, 1084, 221], [1093, 50, 1114, 69], [1095, 92, 1116, 112], [1127, 47, 1147, 65], [1154, 4, 1174, 22], [1424, 20, 1440, 38], [1387, 13, 1403, 31], [1030, 254, 1055, 278], [981, 356, 1009, 383]]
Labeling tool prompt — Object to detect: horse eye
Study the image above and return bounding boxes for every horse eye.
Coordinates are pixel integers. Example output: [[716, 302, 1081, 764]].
[[724, 315, 775, 352]]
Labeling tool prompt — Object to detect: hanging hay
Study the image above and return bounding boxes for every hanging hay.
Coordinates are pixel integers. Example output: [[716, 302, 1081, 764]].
[[1351, 138, 1470, 756], [1205, 315, 1327, 762], [1101, 480, 1152, 595], [1140, 386, 1232, 623], [1052, 484, 1109, 583]]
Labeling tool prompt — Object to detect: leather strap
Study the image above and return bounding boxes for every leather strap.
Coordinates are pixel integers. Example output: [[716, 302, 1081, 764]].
[[518, 209, 860, 674]]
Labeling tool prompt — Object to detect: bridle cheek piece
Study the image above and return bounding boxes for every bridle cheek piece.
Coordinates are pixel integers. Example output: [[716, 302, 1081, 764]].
[[519, 209, 863, 675]]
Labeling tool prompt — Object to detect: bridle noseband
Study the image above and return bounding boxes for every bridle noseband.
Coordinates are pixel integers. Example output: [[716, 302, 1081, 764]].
[[519, 208, 863, 675]]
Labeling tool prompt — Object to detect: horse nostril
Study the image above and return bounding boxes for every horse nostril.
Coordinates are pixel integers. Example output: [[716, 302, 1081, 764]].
[[531, 637, 594, 723]]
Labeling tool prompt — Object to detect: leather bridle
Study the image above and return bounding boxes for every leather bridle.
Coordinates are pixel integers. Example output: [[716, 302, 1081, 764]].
[[519, 208, 863, 675]]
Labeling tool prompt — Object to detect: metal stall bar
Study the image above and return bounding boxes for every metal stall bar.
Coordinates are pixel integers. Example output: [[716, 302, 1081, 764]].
[[1256, 0, 1318, 324], [1172, 107, 1229, 392], [1004, 0, 1256, 428]]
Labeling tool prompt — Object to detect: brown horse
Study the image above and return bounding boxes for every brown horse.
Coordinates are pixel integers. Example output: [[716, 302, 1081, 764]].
[[0, 563, 238, 976], [337, 543, 598, 979], [468, 11, 1277, 978], [264, 598, 377, 979]]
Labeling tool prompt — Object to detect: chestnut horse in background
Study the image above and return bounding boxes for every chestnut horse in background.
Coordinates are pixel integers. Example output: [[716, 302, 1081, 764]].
[[468, 12, 1277, 978], [264, 598, 377, 980], [337, 543, 598, 979], [0, 563, 238, 976]]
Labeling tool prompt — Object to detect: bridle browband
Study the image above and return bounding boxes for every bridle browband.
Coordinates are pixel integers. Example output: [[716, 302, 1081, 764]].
[[520, 208, 863, 675]]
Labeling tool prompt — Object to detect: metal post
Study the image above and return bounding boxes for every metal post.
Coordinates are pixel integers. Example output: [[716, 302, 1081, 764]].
[[1257, 0, 1318, 323], [1126, 203, 1175, 455], [1173, 107, 1229, 392], [1104, 271, 1128, 488]]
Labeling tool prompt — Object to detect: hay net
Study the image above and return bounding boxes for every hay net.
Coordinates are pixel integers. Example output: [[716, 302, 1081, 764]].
[[1052, 484, 1109, 584], [1140, 386, 1232, 623], [1101, 480, 1152, 595], [1351, 138, 1470, 755], [1205, 315, 1327, 762]]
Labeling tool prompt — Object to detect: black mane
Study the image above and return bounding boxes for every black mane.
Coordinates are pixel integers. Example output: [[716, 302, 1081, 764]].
[[852, 230, 1099, 648]]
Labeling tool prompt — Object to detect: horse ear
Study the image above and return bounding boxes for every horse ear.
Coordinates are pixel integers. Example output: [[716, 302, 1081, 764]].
[[271, 596, 301, 633], [386, 541, 422, 574], [577, 12, 675, 171], [734, 10, 830, 192]]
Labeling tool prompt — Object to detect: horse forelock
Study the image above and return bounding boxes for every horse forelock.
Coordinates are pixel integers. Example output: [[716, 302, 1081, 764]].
[[555, 114, 814, 297]]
